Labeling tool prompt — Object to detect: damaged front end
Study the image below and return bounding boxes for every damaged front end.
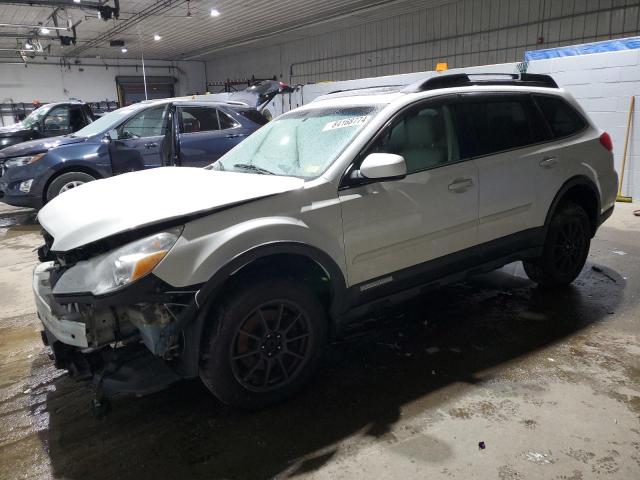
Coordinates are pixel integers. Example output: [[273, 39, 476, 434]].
[[33, 227, 202, 399]]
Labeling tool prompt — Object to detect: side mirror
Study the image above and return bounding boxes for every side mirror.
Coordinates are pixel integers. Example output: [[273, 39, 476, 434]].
[[359, 153, 407, 181], [103, 129, 119, 143]]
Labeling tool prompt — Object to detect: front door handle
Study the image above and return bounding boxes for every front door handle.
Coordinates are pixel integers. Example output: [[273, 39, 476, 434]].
[[144, 142, 158, 149], [225, 133, 245, 139], [448, 178, 474, 193], [539, 156, 558, 169]]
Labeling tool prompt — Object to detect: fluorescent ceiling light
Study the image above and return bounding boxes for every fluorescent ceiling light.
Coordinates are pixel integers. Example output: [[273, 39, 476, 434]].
[[39, 26, 50, 34], [73, 0, 81, 3], [121, 47, 128, 53], [210, 8, 221, 17], [153, 33, 161, 41], [24, 41, 33, 50]]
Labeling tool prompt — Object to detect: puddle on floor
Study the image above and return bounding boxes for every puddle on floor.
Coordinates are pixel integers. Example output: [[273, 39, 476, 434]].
[[0, 213, 40, 241]]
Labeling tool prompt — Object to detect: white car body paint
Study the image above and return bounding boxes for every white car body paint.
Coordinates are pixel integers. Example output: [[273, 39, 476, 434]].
[[37, 82, 618, 295], [38, 167, 304, 252]]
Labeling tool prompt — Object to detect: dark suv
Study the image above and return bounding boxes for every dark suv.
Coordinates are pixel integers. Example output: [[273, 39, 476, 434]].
[[0, 99, 267, 208], [0, 102, 95, 150]]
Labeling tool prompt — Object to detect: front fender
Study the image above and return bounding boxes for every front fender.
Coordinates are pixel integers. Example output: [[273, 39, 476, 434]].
[[154, 215, 345, 288]]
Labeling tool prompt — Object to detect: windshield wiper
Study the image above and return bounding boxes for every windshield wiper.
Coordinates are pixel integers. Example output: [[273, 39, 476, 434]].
[[233, 163, 275, 175]]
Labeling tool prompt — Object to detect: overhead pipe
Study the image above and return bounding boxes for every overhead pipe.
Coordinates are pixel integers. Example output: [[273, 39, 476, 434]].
[[0, 59, 185, 74]]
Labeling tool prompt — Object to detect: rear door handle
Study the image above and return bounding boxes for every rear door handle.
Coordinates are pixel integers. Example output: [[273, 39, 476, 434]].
[[539, 156, 558, 169], [144, 142, 158, 149], [448, 178, 474, 193]]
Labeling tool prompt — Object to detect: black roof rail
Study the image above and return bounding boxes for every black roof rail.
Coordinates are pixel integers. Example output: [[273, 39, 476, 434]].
[[403, 73, 558, 92]]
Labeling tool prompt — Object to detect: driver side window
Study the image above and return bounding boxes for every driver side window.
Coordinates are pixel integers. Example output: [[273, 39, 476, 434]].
[[118, 105, 168, 139], [369, 102, 459, 174], [43, 105, 70, 133]]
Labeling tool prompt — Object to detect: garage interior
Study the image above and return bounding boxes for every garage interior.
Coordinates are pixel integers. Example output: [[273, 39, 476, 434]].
[[1, 0, 640, 479]]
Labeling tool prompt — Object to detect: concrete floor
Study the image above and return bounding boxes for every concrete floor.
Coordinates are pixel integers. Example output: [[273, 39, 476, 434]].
[[1, 202, 639, 480]]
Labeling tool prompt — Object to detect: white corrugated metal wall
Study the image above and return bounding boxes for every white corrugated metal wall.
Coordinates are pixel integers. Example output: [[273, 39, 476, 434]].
[[205, 0, 640, 85]]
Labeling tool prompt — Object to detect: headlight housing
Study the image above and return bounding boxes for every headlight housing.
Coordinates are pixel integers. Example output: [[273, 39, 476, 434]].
[[4, 153, 46, 168], [52, 227, 182, 296]]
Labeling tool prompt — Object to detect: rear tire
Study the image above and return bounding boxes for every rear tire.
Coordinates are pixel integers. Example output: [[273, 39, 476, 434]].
[[46, 172, 96, 202], [199, 278, 328, 410], [523, 202, 591, 287]]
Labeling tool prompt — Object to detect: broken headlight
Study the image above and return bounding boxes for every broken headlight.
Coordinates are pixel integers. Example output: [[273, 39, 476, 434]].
[[52, 227, 183, 296]]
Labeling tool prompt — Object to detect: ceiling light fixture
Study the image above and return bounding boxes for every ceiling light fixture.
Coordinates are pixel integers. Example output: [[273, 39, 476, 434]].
[[73, 0, 81, 3], [153, 33, 161, 41], [39, 26, 50, 35], [121, 47, 128, 53], [24, 40, 33, 50], [210, 8, 221, 17]]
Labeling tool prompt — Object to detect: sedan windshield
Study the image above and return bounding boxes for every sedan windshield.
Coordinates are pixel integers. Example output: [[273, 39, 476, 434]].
[[211, 105, 381, 179], [71, 103, 148, 138]]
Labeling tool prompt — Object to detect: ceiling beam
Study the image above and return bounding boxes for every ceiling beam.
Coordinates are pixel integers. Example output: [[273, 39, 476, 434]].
[[0, 22, 69, 30], [0, 0, 106, 8], [0, 32, 34, 38]]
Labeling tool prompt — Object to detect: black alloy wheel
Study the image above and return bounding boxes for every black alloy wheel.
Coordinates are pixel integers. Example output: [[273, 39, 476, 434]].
[[199, 278, 327, 409], [230, 300, 313, 392], [524, 202, 591, 287]]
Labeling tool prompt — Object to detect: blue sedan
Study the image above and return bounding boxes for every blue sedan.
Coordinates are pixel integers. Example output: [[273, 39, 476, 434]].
[[0, 99, 267, 209]]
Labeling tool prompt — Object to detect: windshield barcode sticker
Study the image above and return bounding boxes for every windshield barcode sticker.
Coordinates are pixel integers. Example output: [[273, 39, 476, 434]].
[[322, 115, 368, 131]]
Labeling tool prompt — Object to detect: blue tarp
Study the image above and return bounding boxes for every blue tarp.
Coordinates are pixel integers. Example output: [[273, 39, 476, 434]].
[[525, 37, 640, 60]]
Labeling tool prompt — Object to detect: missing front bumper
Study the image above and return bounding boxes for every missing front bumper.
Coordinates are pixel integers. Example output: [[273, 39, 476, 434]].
[[33, 262, 89, 348]]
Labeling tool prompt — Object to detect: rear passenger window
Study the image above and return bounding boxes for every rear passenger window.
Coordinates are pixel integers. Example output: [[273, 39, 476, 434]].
[[369, 103, 459, 174], [454, 96, 547, 157], [534, 95, 586, 138], [179, 107, 220, 133]]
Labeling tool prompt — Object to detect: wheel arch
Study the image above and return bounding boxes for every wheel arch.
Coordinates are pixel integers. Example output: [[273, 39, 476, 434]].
[[196, 242, 348, 318], [544, 176, 601, 237], [42, 165, 103, 203], [181, 242, 348, 375]]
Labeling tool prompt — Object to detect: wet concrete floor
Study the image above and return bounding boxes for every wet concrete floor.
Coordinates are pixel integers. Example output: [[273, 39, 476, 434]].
[[0, 203, 639, 479]]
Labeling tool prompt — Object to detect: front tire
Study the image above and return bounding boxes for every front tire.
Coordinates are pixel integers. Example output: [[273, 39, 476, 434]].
[[523, 202, 591, 287], [46, 172, 96, 202], [200, 278, 328, 410]]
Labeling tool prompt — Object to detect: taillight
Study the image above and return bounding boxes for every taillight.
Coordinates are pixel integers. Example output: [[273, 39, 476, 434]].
[[599, 132, 613, 152]]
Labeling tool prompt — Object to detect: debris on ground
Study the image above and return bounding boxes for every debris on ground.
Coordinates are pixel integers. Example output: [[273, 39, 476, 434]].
[[425, 347, 440, 354], [611, 250, 627, 255], [525, 451, 554, 464], [478, 441, 486, 450], [449, 347, 461, 354]]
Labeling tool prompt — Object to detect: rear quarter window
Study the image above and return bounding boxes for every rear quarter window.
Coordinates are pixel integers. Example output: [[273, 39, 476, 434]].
[[534, 95, 587, 138], [238, 109, 269, 126]]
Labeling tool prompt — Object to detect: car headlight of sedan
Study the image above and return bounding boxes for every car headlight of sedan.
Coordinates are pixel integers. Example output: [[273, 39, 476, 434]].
[[4, 153, 46, 168], [52, 227, 183, 296]]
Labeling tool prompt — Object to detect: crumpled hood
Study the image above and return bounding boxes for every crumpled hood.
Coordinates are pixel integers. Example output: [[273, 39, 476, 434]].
[[38, 167, 305, 252], [0, 135, 85, 158]]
